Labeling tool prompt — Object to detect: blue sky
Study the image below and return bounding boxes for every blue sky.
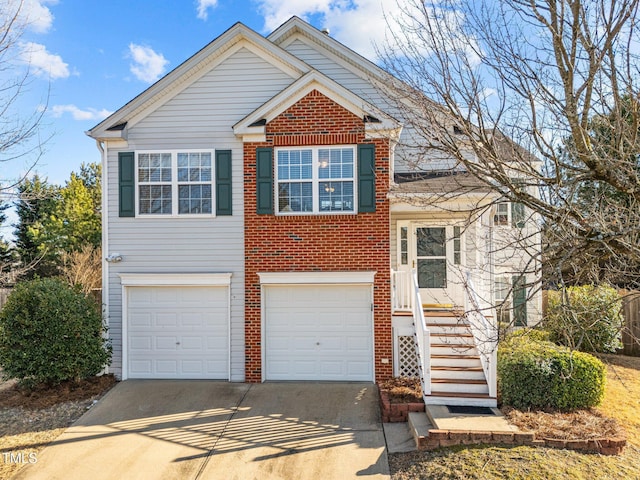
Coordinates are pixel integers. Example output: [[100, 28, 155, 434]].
[[3, 0, 399, 192]]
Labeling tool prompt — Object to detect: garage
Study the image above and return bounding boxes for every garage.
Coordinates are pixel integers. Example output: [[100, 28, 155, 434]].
[[121, 274, 231, 380], [262, 275, 374, 382]]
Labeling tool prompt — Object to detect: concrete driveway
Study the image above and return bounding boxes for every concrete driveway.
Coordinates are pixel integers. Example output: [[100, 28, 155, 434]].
[[14, 381, 389, 480]]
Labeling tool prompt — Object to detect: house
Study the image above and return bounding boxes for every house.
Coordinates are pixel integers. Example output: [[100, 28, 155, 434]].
[[87, 17, 541, 407]]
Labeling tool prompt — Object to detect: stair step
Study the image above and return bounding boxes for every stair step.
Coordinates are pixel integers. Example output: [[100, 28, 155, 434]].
[[432, 378, 487, 385], [432, 365, 483, 371], [434, 332, 473, 337], [429, 391, 495, 399], [432, 354, 480, 360], [430, 343, 477, 350]]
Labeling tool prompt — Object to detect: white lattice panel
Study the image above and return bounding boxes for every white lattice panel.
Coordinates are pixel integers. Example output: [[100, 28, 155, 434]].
[[397, 335, 420, 378]]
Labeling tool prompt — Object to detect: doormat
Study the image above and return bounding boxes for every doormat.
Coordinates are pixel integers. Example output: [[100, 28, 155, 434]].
[[447, 405, 494, 415]]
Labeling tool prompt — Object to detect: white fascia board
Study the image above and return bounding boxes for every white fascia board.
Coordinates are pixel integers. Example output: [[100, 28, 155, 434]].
[[234, 71, 400, 139], [258, 271, 376, 284], [88, 23, 309, 139], [119, 273, 232, 286]]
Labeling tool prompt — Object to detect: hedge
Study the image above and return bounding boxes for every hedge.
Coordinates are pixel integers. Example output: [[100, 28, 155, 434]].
[[498, 331, 606, 410]]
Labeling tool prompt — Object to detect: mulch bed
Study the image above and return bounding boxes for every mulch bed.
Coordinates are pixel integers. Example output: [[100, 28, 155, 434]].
[[0, 374, 117, 409]]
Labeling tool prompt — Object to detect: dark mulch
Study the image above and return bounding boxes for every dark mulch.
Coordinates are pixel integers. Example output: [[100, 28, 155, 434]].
[[0, 375, 117, 409], [379, 376, 423, 403]]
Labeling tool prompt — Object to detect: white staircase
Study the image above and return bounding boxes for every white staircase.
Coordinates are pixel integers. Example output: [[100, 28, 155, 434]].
[[424, 310, 496, 407], [392, 269, 498, 408]]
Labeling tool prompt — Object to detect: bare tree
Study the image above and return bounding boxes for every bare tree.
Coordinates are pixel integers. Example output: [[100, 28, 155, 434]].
[[377, 1, 640, 327], [0, 0, 52, 284]]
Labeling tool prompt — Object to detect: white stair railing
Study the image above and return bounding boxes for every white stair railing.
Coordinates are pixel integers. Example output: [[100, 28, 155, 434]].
[[391, 270, 413, 312], [410, 270, 431, 397], [464, 272, 498, 399]]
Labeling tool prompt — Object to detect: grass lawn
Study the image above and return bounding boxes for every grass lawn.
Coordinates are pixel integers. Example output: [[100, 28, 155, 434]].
[[390, 354, 640, 480]]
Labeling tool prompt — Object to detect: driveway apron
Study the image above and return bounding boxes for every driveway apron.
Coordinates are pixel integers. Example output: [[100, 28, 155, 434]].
[[13, 381, 389, 480]]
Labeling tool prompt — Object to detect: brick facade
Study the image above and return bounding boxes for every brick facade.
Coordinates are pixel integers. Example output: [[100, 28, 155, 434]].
[[243, 89, 392, 382]]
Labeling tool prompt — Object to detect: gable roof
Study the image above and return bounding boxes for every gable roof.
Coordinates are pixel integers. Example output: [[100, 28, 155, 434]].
[[267, 17, 392, 85], [233, 70, 401, 142], [87, 22, 312, 140]]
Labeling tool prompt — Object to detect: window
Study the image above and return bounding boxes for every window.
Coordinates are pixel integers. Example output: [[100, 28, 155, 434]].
[[494, 275, 528, 326], [276, 146, 355, 214], [416, 227, 447, 289], [137, 151, 213, 216], [494, 202, 509, 226], [400, 226, 408, 265], [494, 201, 526, 228], [494, 276, 512, 325], [453, 226, 462, 265]]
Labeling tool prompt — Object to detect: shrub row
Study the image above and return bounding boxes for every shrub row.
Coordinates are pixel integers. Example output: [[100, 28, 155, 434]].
[[498, 331, 606, 411]]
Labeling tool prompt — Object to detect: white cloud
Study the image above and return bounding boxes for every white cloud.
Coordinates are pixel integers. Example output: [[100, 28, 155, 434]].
[[7, 0, 58, 34], [128, 43, 169, 83], [19, 41, 69, 79], [256, 0, 399, 60], [196, 0, 218, 20], [51, 104, 112, 121]]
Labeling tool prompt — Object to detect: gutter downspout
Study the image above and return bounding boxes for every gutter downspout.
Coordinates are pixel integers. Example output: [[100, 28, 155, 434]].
[[95, 139, 109, 374]]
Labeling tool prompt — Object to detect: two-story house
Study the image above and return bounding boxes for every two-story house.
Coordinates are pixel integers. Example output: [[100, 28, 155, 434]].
[[88, 17, 541, 407]]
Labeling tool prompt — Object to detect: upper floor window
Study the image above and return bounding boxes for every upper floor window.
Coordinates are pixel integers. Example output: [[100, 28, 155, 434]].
[[276, 146, 355, 214], [137, 151, 213, 216], [493, 201, 525, 228], [494, 202, 509, 226]]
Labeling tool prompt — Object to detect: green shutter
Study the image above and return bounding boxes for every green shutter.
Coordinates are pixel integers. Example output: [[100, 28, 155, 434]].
[[256, 147, 273, 214], [357, 143, 376, 213], [215, 150, 232, 216], [511, 202, 525, 228], [118, 152, 135, 217], [512, 275, 527, 326]]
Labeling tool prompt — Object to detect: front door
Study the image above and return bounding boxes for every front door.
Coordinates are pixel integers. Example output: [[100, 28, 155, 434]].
[[413, 224, 465, 307]]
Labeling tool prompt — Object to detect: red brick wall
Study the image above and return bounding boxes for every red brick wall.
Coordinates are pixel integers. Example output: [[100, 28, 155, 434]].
[[244, 89, 392, 382]]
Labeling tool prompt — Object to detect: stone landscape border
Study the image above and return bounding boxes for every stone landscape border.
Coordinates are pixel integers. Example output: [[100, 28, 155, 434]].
[[378, 388, 626, 455]]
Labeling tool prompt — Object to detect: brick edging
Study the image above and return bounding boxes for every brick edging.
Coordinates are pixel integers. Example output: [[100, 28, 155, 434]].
[[378, 388, 425, 423], [378, 387, 626, 455], [417, 429, 626, 455]]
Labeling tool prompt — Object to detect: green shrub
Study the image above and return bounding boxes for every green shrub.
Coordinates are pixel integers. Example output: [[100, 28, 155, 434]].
[[498, 333, 606, 410], [0, 278, 111, 387], [544, 284, 623, 353]]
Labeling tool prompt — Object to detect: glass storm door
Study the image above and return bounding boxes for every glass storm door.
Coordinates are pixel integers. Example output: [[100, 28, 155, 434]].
[[414, 225, 464, 307]]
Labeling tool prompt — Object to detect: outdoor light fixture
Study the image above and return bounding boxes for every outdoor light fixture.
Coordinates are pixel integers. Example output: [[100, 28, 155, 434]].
[[105, 253, 123, 263]]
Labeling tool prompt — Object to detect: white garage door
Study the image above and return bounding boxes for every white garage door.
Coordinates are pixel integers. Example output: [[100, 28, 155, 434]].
[[126, 286, 228, 379], [265, 284, 373, 381]]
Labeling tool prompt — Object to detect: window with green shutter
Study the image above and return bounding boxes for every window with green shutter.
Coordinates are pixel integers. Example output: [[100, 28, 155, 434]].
[[118, 152, 135, 217], [512, 275, 527, 326]]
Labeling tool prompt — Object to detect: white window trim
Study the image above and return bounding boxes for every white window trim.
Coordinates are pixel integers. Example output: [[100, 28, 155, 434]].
[[135, 149, 216, 218], [274, 145, 358, 216], [493, 202, 510, 227]]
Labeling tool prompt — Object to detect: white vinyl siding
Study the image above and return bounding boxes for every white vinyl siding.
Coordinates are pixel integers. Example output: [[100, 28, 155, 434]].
[[105, 47, 297, 380]]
